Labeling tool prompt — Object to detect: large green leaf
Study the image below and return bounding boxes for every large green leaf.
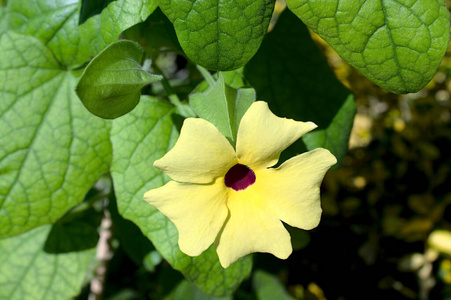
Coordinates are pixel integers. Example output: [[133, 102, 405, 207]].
[[76, 40, 162, 119], [0, 32, 111, 238], [0, 223, 96, 300], [7, 0, 83, 66], [286, 0, 450, 93], [159, 0, 275, 70], [190, 73, 255, 146], [110, 97, 252, 296], [244, 10, 356, 167], [7, 0, 156, 67]]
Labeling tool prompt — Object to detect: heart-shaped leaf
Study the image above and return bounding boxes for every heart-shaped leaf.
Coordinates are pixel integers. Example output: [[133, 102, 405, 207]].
[[190, 73, 255, 146], [159, 0, 275, 70], [76, 40, 162, 119], [286, 0, 450, 93], [0, 32, 111, 238]]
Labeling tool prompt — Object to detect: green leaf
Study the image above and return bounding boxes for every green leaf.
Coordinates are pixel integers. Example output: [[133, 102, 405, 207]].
[[0, 32, 111, 238], [244, 10, 356, 167], [0, 6, 8, 35], [110, 97, 252, 296], [190, 73, 255, 146], [7, 0, 82, 66], [286, 0, 450, 93], [0, 223, 96, 300], [285, 224, 311, 251], [78, 0, 158, 62], [76, 40, 162, 119], [253, 270, 294, 300], [167, 279, 232, 300], [7, 0, 156, 67], [159, 0, 275, 70]]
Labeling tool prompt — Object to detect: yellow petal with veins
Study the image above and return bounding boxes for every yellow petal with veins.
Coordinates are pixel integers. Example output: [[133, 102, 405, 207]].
[[257, 148, 337, 230], [144, 179, 229, 256], [236, 101, 317, 170], [215, 184, 292, 268], [154, 118, 237, 184]]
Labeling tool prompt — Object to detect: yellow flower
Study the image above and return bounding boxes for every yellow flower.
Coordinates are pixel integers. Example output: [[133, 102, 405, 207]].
[[144, 101, 337, 268]]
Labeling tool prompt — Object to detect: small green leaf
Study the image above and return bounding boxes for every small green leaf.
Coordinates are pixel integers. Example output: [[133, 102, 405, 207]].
[[110, 97, 252, 296], [0, 223, 96, 300], [190, 73, 255, 146], [244, 10, 356, 167], [286, 0, 450, 93], [76, 40, 162, 119], [159, 0, 275, 70], [253, 270, 295, 300], [0, 32, 112, 238]]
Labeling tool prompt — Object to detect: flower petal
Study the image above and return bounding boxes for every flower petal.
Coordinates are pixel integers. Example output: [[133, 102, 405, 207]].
[[155, 118, 237, 184], [256, 148, 337, 230], [215, 186, 292, 268], [236, 101, 317, 170], [144, 179, 229, 256]]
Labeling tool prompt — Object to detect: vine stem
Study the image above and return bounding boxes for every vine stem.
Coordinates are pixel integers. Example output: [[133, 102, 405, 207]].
[[196, 65, 216, 87], [88, 198, 113, 300], [150, 61, 182, 106]]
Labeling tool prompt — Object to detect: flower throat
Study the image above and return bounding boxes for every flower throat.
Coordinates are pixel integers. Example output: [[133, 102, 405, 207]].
[[224, 164, 256, 191]]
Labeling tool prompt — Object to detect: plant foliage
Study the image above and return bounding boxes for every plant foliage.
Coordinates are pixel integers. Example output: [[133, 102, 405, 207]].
[[0, 0, 450, 299]]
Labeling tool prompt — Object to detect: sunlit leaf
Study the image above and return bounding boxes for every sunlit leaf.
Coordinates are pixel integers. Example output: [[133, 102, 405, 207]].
[[0, 215, 98, 299], [286, 0, 450, 93], [428, 230, 451, 256], [190, 73, 255, 146], [0, 32, 111, 238], [7, 0, 157, 67], [159, 0, 275, 70]]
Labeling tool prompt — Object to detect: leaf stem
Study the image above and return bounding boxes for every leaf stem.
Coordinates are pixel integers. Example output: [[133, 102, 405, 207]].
[[196, 65, 216, 87], [151, 62, 182, 106]]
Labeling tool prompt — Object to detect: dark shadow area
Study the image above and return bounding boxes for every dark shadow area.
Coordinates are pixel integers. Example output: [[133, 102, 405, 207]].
[[108, 191, 155, 266], [44, 204, 102, 253], [79, 0, 117, 25]]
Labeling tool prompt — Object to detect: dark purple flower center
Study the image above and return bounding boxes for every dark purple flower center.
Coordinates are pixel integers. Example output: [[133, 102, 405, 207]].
[[224, 164, 256, 191]]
